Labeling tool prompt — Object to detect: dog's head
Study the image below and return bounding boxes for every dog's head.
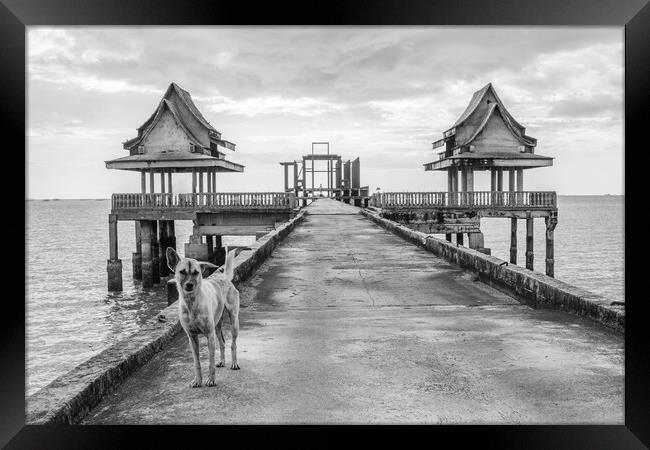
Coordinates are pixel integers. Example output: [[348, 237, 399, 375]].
[[166, 247, 218, 296]]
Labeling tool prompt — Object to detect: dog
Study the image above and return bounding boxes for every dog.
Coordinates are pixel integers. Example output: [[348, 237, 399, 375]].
[[166, 246, 241, 388]]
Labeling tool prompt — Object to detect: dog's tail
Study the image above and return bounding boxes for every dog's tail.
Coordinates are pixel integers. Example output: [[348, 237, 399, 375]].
[[224, 245, 236, 282]]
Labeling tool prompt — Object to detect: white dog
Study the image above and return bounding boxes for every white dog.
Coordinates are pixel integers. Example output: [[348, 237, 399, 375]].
[[166, 246, 241, 388]]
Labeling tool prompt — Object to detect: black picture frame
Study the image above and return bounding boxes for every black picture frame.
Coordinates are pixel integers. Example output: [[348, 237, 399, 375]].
[[4, 0, 648, 447]]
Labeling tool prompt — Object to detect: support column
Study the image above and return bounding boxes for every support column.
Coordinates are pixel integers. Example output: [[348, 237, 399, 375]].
[[160, 171, 166, 193], [132, 221, 142, 280], [497, 168, 503, 191], [510, 218, 517, 264], [207, 168, 212, 193], [460, 167, 468, 193], [166, 221, 176, 252], [490, 169, 497, 191], [192, 169, 197, 193], [198, 170, 204, 193], [457, 233, 464, 246], [152, 221, 160, 283], [294, 163, 300, 197], [509, 168, 516, 192], [141, 220, 153, 288], [159, 220, 169, 277], [545, 216, 556, 277], [206, 235, 214, 262], [516, 168, 524, 191], [149, 169, 155, 193], [107, 214, 122, 291], [526, 218, 534, 270], [466, 167, 474, 192], [168, 171, 172, 193], [214, 235, 225, 266], [302, 157, 307, 207]]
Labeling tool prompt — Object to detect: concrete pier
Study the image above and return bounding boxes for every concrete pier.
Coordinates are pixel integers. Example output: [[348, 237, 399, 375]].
[[140, 220, 153, 288], [84, 199, 623, 425], [151, 221, 160, 284]]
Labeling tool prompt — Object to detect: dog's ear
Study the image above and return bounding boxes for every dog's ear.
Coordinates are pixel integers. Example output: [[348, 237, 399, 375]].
[[166, 247, 180, 272], [199, 261, 218, 278]]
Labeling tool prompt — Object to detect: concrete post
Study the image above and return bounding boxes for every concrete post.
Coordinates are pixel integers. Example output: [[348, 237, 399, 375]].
[[294, 163, 300, 197], [509, 168, 516, 192], [141, 171, 146, 194], [302, 157, 308, 207], [207, 168, 212, 193], [545, 217, 555, 277], [168, 171, 172, 193], [160, 171, 166, 193], [152, 221, 160, 284], [497, 169, 503, 191], [132, 221, 142, 280], [526, 218, 534, 270], [141, 220, 153, 288], [199, 170, 204, 193], [284, 164, 289, 192], [510, 219, 517, 264], [460, 167, 468, 193], [149, 169, 155, 193], [192, 169, 197, 194], [516, 169, 524, 191], [212, 170, 216, 193], [166, 221, 176, 253], [159, 220, 169, 277], [490, 169, 497, 191], [206, 235, 214, 262], [107, 214, 122, 291], [214, 235, 225, 266]]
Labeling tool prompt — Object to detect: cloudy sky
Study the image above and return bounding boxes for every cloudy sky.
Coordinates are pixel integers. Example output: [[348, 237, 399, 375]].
[[27, 27, 623, 198]]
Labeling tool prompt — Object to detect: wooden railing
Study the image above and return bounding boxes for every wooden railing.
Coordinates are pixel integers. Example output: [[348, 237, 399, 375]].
[[368, 191, 557, 209], [112, 192, 297, 210]]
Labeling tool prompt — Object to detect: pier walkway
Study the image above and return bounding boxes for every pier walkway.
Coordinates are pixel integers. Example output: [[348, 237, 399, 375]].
[[83, 199, 623, 424]]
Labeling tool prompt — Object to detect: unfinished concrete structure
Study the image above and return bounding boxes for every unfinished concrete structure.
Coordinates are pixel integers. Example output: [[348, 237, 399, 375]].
[[105, 82, 296, 291], [279, 142, 369, 207], [370, 83, 558, 276]]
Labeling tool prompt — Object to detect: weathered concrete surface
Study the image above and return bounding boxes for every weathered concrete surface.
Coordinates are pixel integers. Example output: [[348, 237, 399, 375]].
[[361, 207, 624, 333], [26, 210, 306, 425], [83, 199, 623, 424]]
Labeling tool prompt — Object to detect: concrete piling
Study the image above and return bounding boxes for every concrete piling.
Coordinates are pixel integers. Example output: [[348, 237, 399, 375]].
[[545, 216, 555, 278], [526, 218, 534, 270], [141, 220, 153, 288], [132, 221, 142, 280], [510, 218, 517, 264], [107, 214, 122, 291], [159, 220, 169, 277], [152, 221, 160, 284]]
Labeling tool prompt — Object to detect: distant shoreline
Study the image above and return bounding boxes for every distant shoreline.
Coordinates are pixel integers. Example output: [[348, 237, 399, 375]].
[[27, 194, 625, 201]]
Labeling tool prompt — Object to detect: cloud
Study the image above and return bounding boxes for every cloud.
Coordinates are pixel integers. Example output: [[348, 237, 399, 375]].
[[26, 27, 624, 198]]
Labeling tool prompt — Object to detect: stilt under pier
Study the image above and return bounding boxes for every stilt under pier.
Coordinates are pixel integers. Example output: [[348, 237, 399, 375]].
[[141, 220, 153, 288], [133, 221, 142, 280], [151, 221, 160, 284], [107, 214, 122, 291], [526, 218, 534, 270], [510, 218, 517, 264]]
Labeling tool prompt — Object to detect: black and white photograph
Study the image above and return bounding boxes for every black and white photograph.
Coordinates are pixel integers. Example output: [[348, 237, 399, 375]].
[[5, 0, 649, 444]]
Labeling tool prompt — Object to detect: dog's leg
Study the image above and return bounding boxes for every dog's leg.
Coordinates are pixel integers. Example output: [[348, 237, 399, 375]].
[[188, 333, 202, 388], [227, 307, 240, 370], [215, 318, 226, 368], [205, 329, 217, 387]]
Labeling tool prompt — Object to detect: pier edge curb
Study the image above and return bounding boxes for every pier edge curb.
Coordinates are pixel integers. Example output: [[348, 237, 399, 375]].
[[360, 208, 624, 335]]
